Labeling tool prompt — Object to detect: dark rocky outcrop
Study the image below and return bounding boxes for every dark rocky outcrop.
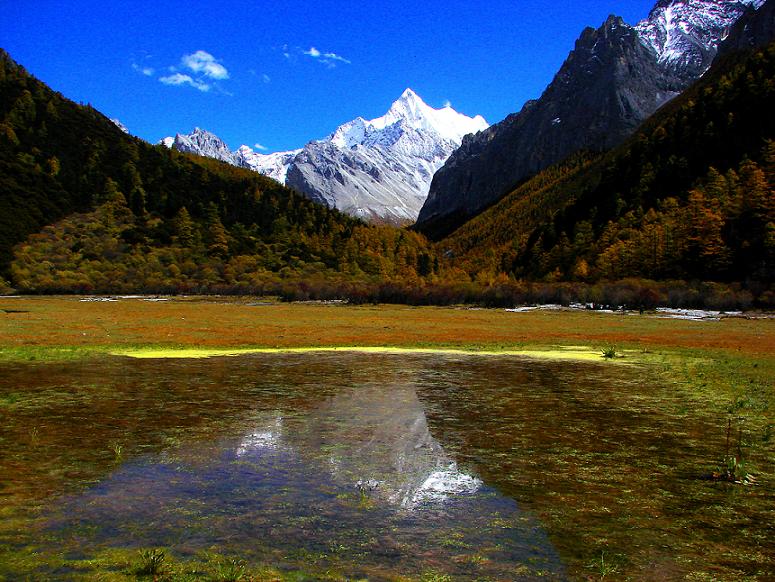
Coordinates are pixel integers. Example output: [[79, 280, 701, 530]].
[[717, 0, 775, 55], [415, 16, 684, 238]]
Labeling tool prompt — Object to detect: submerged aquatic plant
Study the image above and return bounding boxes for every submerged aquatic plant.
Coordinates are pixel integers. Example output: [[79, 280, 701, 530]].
[[28, 426, 39, 446], [109, 441, 123, 460], [135, 548, 166, 577]]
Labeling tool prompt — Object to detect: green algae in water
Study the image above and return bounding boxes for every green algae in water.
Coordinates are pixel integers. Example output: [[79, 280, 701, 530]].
[[0, 352, 773, 580]]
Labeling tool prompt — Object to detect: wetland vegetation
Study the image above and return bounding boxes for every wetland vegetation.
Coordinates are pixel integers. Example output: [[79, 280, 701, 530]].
[[0, 297, 773, 580]]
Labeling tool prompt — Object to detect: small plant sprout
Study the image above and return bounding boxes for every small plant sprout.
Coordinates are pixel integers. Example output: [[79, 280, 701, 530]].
[[588, 551, 621, 579]]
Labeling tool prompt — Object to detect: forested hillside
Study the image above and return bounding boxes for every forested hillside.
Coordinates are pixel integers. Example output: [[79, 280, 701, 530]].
[[440, 40, 775, 286], [0, 49, 436, 294]]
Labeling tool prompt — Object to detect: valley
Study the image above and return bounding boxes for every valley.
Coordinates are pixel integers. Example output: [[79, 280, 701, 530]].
[[1, 0, 773, 579]]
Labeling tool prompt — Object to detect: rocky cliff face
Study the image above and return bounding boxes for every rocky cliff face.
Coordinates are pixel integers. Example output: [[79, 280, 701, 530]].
[[416, 0, 763, 239], [636, 0, 765, 79], [716, 0, 775, 55], [161, 127, 237, 165]]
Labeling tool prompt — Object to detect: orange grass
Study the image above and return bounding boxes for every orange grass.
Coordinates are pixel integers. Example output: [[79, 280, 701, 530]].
[[0, 296, 773, 357]]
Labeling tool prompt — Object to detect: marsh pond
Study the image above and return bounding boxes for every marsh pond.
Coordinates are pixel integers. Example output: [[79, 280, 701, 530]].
[[1, 352, 773, 580]]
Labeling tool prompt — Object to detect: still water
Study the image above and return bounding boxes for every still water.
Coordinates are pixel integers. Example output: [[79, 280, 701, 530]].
[[1, 353, 771, 579]]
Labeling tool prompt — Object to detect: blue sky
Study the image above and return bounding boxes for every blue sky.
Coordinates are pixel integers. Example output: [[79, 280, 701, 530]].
[[2, 0, 655, 153]]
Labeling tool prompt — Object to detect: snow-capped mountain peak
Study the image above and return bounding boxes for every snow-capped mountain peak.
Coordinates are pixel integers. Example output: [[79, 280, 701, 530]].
[[635, 0, 765, 77], [329, 117, 370, 149], [110, 118, 130, 134], [284, 89, 489, 223], [369, 88, 488, 144]]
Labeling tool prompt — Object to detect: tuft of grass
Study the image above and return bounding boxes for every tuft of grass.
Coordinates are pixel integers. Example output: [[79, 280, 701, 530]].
[[209, 557, 247, 581], [135, 548, 166, 577], [601, 346, 618, 359], [587, 551, 621, 579]]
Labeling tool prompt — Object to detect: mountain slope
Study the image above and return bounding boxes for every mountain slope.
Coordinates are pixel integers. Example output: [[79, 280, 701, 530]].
[[163, 90, 487, 225], [416, 0, 763, 239], [438, 15, 775, 284]]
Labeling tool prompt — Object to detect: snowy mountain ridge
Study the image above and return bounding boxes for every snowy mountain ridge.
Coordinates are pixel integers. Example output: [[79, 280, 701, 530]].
[[161, 90, 488, 224], [635, 0, 765, 78], [284, 89, 488, 223]]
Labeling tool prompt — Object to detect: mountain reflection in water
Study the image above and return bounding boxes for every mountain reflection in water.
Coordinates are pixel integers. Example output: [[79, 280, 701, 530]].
[[235, 382, 482, 509], [2, 353, 567, 579]]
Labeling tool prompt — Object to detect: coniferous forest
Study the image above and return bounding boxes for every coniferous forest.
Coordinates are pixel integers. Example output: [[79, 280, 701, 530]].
[[1, 39, 773, 307]]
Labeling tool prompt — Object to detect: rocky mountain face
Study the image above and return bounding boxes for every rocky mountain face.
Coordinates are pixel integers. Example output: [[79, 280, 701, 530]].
[[717, 0, 775, 55], [160, 129, 302, 185], [286, 89, 488, 224], [162, 90, 487, 225], [234, 146, 301, 184], [636, 0, 765, 79], [415, 0, 764, 239], [161, 128, 237, 165]]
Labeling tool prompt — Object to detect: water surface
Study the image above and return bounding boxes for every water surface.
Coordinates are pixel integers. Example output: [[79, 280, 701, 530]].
[[1, 352, 772, 579]]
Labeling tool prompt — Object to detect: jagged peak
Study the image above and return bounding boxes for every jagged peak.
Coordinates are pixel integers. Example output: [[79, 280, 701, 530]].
[[379, 88, 429, 125], [369, 88, 488, 143], [604, 14, 627, 27], [399, 87, 420, 101]]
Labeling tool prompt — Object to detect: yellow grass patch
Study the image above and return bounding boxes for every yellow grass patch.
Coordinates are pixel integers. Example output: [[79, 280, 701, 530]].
[[111, 345, 613, 363]]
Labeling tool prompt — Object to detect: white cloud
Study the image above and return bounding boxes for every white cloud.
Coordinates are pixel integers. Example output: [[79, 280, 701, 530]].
[[322, 51, 351, 64], [181, 50, 229, 80], [132, 63, 155, 76], [159, 73, 211, 92], [254, 143, 268, 151], [262, 74, 271, 84], [303, 46, 351, 67], [157, 50, 231, 93]]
